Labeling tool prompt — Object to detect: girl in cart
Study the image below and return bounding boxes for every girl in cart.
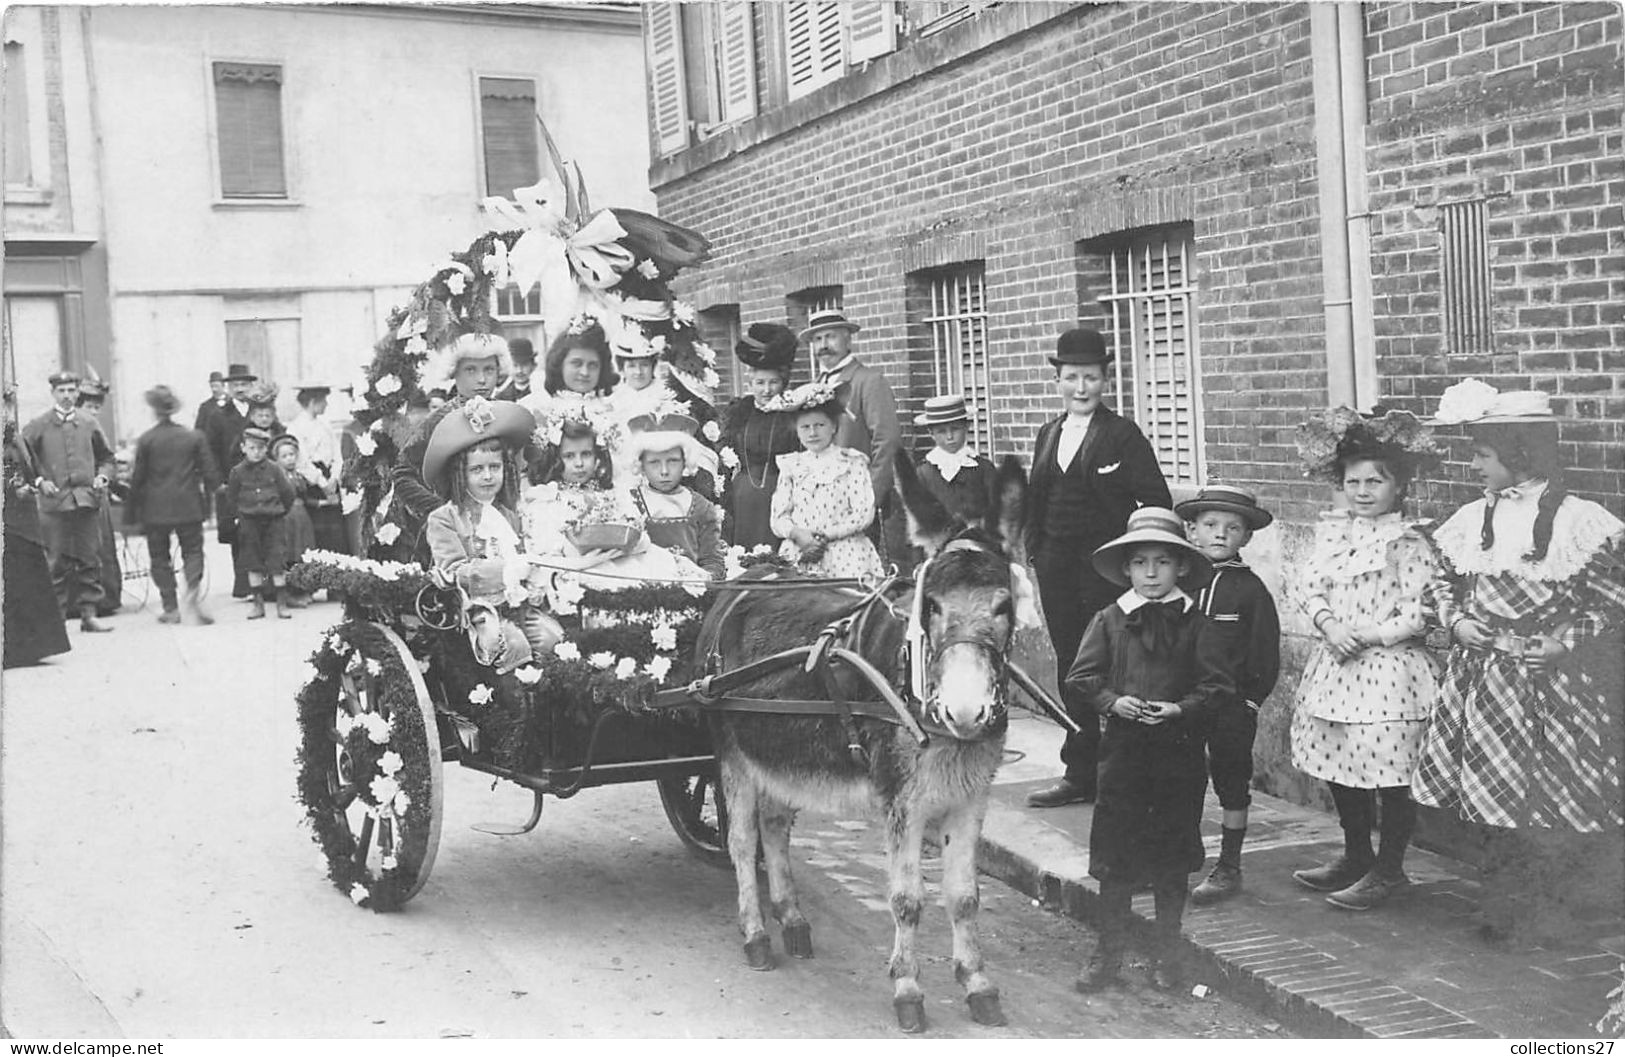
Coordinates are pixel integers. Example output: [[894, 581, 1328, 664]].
[[421, 397, 561, 672]]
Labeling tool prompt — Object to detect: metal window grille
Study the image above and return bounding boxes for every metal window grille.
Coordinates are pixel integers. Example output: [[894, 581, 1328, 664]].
[[794, 286, 843, 314], [1098, 229, 1203, 485], [1440, 200, 1493, 355], [923, 265, 993, 455]]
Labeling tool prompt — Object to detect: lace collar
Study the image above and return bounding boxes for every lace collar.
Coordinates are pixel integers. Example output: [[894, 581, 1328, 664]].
[[1433, 487, 1623, 582], [1305, 510, 1412, 583]]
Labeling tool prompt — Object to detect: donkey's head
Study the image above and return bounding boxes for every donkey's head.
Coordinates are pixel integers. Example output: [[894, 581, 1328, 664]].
[[894, 451, 1030, 741]]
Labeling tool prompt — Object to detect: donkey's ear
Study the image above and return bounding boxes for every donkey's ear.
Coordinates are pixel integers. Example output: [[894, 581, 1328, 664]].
[[893, 450, 959, 556], [982, 455, 1029, 565]]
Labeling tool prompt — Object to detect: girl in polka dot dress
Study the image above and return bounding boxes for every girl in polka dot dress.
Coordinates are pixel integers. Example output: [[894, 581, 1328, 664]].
[[1289, 408, 1442, 911]]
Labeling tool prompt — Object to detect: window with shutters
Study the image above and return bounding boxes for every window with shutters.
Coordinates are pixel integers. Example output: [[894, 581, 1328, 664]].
[[478, 77, 540, 199], [213, 62, 287, 198], [710, 3, 757, 128], [784, 2, 896, 101], [4, 42, 32, 187], [786, 285, 843, 345], [913, 263, 994, 456], [1087, 225, 1204, 486], [1440, 200, 1493, 356], [646, 3, 690, 156], [904, 1, 998, 38]]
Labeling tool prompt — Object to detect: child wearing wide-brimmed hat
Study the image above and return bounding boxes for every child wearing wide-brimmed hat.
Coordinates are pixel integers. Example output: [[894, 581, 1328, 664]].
[[421, 397, 561, 674], [912, 394, 997, 526], [1064, 507, 1233, 994], [1174, 485, 1281, 906]]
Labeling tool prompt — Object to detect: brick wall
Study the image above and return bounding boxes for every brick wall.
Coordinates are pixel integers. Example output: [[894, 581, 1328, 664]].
[[1364, 1, 1625, 517]]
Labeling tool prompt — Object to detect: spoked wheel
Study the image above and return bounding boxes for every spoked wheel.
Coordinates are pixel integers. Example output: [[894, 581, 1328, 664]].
[[658, 769, 731, 867], [297, 620, 444, 910]]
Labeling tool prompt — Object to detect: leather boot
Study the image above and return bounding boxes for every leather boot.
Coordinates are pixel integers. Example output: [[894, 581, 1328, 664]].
[[79, 605, 113, 633], [1152, 882, 1189, 991], [275, 586, 292, 619], [247, 587, 266, 620], [158, 592, 181, 625]]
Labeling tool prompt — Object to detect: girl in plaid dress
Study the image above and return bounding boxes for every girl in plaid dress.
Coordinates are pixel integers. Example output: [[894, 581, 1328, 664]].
[[1413, 382, 1625, 943]]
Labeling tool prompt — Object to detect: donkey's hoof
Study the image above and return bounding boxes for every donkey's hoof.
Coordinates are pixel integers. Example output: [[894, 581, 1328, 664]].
[[743, 935, 774, 971], [967, 991, 1007, 1027], [782, 922, 814, 959], [894, 996, 927, 1034]]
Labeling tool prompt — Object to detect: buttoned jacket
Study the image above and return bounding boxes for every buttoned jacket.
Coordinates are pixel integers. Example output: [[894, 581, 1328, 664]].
[[21, 406, 115, 514]]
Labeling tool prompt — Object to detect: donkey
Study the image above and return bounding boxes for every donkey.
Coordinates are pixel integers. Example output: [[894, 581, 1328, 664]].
[[699, 451, 1028, 1032]]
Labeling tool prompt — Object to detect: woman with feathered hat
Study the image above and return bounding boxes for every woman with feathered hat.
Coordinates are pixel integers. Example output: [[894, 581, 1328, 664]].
[[1412, 380, 1625, 943], [720, 323, 800, 549]]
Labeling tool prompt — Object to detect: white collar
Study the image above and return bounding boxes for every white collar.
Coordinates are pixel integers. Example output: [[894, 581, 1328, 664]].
[[1060, 412, 1093, 431], [816, 354, 856, 381], [1488, 478, 1547, 505], [924, 445, 980, 481], [1116, 587, 1194, 614]]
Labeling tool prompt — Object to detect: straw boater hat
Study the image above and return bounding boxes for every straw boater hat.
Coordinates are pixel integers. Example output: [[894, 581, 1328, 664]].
[[1174, 484, 1274, 531], [293, 382, 333, 399], [1091, 507, 1212, 588], [421, 397, 535, 488], [1432, 378, 1557, 426], [914, 394, 971, 428], [1050, 327, 1113, 368], [798, 308, 861, 343], [622, 410, 718, 476]]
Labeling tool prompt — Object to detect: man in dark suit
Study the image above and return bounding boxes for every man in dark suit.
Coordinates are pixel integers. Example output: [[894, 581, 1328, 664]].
[[128, 385, 220, 624], [203, 364, 256, 476], [1023, 327, 1172, 807], [21, 370, 118, 632], [194, 370, 228, 433]]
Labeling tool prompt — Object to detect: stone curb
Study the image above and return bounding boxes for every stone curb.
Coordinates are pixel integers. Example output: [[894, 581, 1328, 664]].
[[975, 800, 1487, 1039]]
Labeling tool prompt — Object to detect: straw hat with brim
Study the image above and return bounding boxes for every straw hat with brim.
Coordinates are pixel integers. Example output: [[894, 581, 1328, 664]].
[[421, 398, 536, 488], [294, 382, 333, 396], [224, 363, 258, 382], [145, 385, 182, 417], [1432, 379, 1557, 426], [1174, 484, 1274, 531], [1090, 507, 1212, 588], [915, 394, 971, 427], [798, 309, 861, 343]]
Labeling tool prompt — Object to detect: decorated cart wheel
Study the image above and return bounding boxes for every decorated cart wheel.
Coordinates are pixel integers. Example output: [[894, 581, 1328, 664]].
[[296, 620, 445, 910], [657, 770, 730, 867]]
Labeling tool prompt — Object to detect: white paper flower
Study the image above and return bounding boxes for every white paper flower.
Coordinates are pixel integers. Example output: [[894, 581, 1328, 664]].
[[636, 259, 660, 280], [614, 657, 638, 681], [649, 334, 669, 354], [673, 301, 697, 325], [445, 271, 467, 297], [469, 683, 494, 706], [515, 665, 542, 686], [369, 774, 401, 805], [702, 420, 721, 442], [374, 522, 402, 546], [354, 433, 378, 457], [377, 750, 404, 776], [589, 651, 616, 670], [393, 790, 411, 814], [645, 655, 673, 682], [365, 658, 383, 677], [1433, 377, 1500, 425], [341, 490, 364, 515], [720, 446, 740, 471], [346, 651, 365, 673], [381, 854, 399, 872], [554, 641, 581, 662], [751, 544, 775, 557], [362, 712, 393, 745], [415, 656, 432, 674], [374, 374, 403, 397], [404, 335, 430, 358], [701, 367, 721, 390], [651, 624, 677, 652], [483, 241, 511, 284], [334, 713, 355, 739], [350, 883, 369, 906], [695, 341, 717, 366]]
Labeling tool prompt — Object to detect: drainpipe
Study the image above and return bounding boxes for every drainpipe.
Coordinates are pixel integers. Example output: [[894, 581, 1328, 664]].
[[1310, 3, 1356, 410], [1337, 2, 1377, 410]]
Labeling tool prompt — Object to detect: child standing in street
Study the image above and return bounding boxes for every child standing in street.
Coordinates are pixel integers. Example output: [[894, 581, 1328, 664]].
[[224, 425, 296, 619], [1066, 507, 1233, 993], [1176, 485, 1282, 905], [272, 433, 317, 606]]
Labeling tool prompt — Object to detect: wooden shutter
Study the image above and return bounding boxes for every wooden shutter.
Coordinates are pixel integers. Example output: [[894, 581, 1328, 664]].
[[1111, 231, 1202, 484], [646, 3, 689, 155], [786, 0, 843, 100], [214, 62, 286, 197], [717, 3, 757, 124], [479, 77, 539, 198], [846, 3, 896, 63]]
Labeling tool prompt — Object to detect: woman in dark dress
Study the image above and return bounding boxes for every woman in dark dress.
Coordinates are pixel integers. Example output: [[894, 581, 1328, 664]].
[[720, 323, 799, 549], [4, 386, 71, 667]]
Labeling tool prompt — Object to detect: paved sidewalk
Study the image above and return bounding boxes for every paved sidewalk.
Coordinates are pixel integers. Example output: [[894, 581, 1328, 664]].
[[981, 712, 1625, 1038]]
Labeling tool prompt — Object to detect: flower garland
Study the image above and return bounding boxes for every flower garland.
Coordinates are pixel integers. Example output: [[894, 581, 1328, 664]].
[[295, 622, 438, 911], [285, 550, 433, 613]]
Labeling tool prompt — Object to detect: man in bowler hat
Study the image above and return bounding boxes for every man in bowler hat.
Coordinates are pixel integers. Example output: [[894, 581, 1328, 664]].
[[1024, 327, 1172, 807], [20, 370, 117, 632]]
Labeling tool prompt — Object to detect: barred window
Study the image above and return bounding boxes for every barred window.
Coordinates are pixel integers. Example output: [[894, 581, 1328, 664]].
[[1094, 225, 1204, 485], [479, 77, 539, 198], [698, 303, 743, 396], [213, 62, 286, 198], [1440, 200, 1492, 356], [920, 263, 993, 456]]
